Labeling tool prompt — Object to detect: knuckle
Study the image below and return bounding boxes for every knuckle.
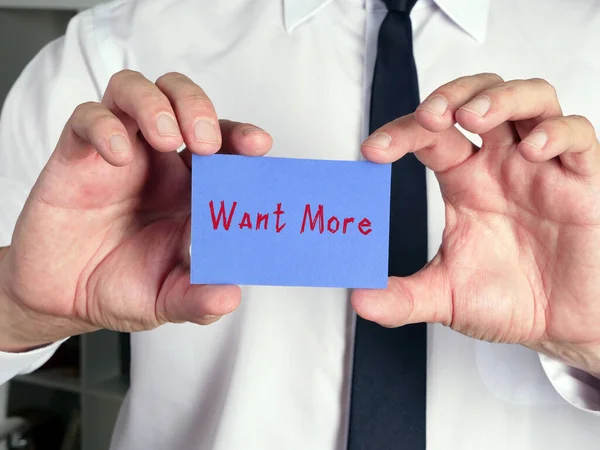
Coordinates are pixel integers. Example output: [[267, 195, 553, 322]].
[[497, 81, 533, 107], [158, 71, 187, 81], [485, 83, 517, 107], [154, 73, 214, 112], [530, 77, 557, 96], [438, 76, 473, 99], [92, 113, 119, 132], [566, 115, 598, 150], [135, 87, 172, 109], [392, 280, 415, 324], [570, 114, 595, 132], [436, 73, 503, 103], [155, 71, 187, 87], [529, 77, 550, 86], [72, 101, 101, 117], [549, 117, 571, 135], [546, 83, 558, 99], [483, 72, 504, 84], [109, 69, 142, 86], [181, 92, 213, 111], [500, 83, 519, 99], [140, 87, 165, 102]]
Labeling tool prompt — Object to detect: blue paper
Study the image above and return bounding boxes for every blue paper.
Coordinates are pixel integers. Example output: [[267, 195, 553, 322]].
[[191, 154, 390, 288]]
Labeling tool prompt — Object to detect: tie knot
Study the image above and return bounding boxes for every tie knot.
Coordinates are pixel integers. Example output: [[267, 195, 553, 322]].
[[383, 0, 418, 13]]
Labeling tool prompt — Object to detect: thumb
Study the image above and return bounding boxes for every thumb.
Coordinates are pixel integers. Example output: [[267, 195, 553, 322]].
[[351, 255, 452, 327], [157, 275, 242, 326]]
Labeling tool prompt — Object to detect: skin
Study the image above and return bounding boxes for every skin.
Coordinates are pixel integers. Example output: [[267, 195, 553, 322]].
[[0, 71, 599, 379], [0, 71, 273, 350], [352, 73, 600, 377]]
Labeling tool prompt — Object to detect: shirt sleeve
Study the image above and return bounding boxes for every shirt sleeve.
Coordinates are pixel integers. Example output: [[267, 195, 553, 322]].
[[539, 354, 600, 415], [0, 9, 108, 384], [0, 340, 68, 385]]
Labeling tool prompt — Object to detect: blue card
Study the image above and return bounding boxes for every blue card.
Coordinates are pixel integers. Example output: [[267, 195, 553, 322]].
[[191, 154, 391, 288]]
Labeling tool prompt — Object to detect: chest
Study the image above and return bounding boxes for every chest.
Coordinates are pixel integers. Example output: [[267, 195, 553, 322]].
[[111, 1, 600, 448], [123, 0, 600, 166]]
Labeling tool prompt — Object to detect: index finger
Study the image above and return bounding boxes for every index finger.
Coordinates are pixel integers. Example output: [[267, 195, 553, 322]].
[[102, 70, 184, 153], [361, 114, 477, 173], [179, 119, 273, 169]]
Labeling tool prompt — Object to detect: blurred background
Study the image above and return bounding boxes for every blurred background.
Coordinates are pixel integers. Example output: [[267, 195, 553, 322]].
[[0, 4, 128, 450]]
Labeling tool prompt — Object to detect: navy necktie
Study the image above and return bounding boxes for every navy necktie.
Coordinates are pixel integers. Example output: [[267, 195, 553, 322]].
[[348, 0, 427, 448]]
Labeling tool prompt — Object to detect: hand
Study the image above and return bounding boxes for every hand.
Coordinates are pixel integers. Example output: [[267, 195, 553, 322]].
[[0, 70, 272, 351], [352, 73, 600, 376]]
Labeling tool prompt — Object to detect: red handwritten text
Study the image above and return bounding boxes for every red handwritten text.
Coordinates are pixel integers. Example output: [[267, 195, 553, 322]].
[[208, 201, 371, 235]]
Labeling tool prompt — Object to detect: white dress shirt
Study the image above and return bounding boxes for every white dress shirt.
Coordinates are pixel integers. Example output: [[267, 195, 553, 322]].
[[0, 0, 599, 448]]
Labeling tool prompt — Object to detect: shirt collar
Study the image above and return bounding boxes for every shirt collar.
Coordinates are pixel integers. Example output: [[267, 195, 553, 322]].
[[283, 0, 490, 43]]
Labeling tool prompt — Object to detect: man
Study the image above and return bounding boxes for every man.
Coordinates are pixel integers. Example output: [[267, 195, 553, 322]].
[[0, 0, 599, 448]]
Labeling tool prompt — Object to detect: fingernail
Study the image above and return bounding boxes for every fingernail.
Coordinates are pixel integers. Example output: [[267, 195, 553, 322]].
[[460, 96, 491, 117], [242, 125, 266, 135], [418, 95, 448, 116], [522, 130, 548, 150], [110, 134, 130, 153], [363, 133, 392, 150], [156, 113, 180, 137], [194, 118, 220, 143]]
